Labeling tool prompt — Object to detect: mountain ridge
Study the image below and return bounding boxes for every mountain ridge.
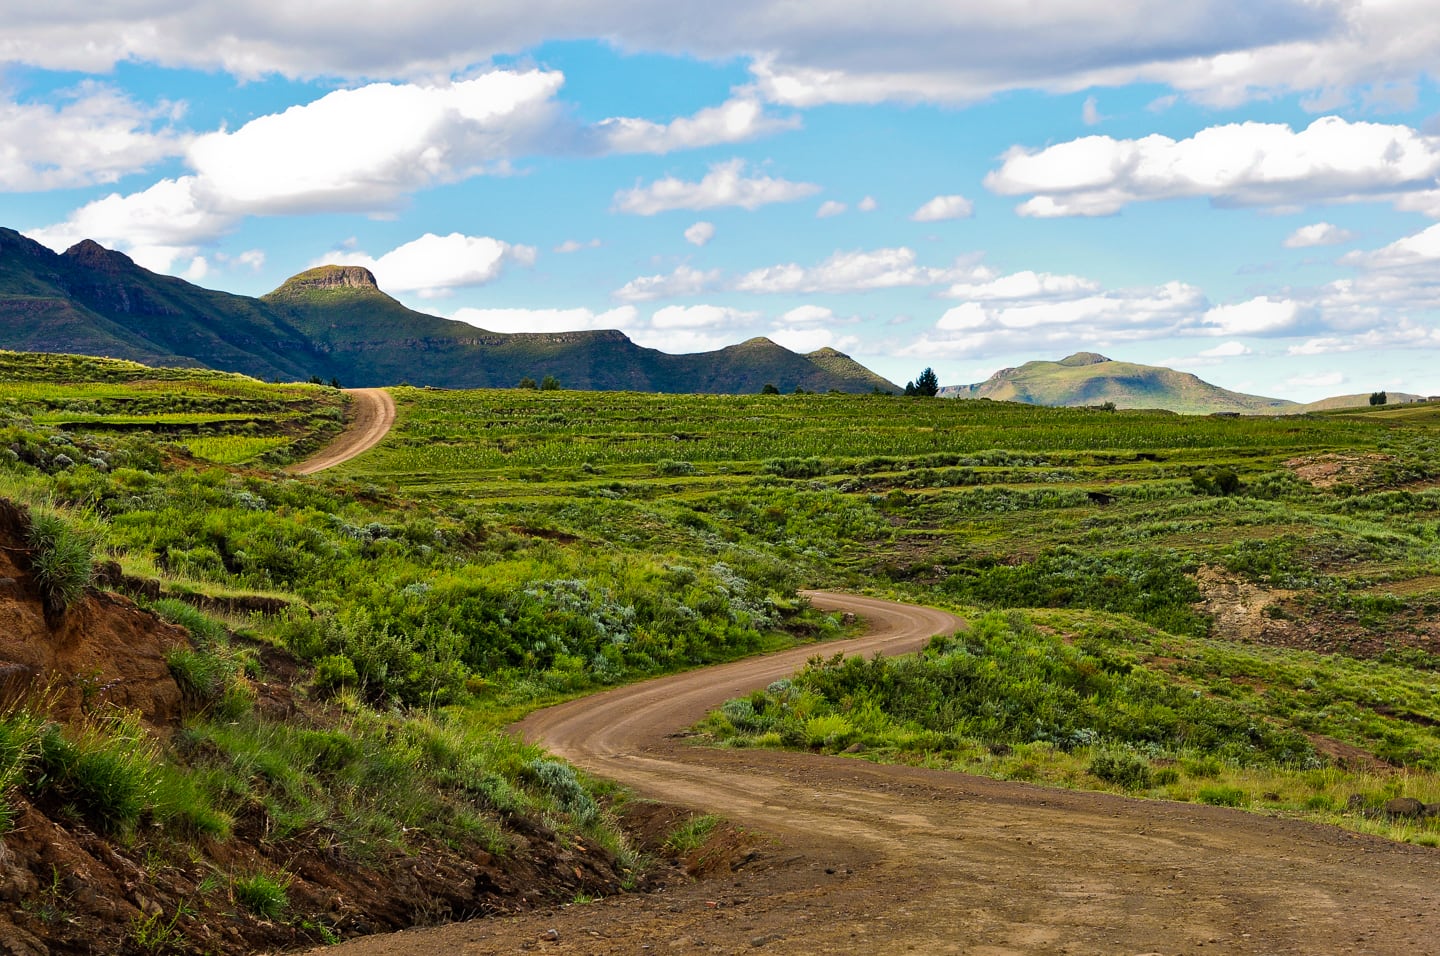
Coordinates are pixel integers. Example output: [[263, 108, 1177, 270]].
[[0, 229, 900, 394]]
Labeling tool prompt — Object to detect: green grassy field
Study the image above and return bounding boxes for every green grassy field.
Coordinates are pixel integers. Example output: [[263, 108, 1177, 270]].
[[3, 351, 1440, 874]]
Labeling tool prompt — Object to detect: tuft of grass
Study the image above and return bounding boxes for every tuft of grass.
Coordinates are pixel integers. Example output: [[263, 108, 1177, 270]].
[[34, 712, 158, 836], [231, 871, 289, 920], [26, 509, 95, 614], [1197, 785, 1248, 807], [664, 814, 720, 854], [0, 711, 44, 833]]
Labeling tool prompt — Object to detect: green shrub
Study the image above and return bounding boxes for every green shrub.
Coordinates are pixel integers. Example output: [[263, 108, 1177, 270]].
[[26, 509, 94, 614], [526, 758, 597, 825], [0, 712, 43, 833], [167, 648, 236, 703], [35, 714, 157, 835], [312, 654, 359, 694], [1088, 750, 1154, 790], [665, 814, 719, 854], [232, 872, 289, 920], [1198, 786, 1247, 807]]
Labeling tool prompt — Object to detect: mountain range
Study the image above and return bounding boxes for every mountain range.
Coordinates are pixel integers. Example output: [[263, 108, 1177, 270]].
[[941, 352, 1425, 415], [0, 229, 899, 394]]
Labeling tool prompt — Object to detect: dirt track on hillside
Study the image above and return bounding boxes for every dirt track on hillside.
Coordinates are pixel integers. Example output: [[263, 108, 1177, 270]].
[[287, 388, 395, 475], [308, 592, 1440, 956]]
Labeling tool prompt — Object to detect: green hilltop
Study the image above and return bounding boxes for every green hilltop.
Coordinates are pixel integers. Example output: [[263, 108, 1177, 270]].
[[0, 230, 900, 394], [942, 352, 1297, 415]]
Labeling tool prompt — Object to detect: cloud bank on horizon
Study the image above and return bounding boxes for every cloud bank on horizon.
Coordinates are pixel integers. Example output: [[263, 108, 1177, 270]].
[[5, 0, 1440, 399]]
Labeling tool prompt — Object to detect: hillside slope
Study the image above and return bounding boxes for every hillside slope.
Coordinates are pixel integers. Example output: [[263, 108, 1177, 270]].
[[0, 233, 899, 393], [941, 352, 1296, 414]]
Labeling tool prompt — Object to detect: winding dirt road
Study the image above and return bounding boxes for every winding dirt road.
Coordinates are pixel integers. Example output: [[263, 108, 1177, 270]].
[[287, 388, 395, 475], [316, 592, 1440, 955]]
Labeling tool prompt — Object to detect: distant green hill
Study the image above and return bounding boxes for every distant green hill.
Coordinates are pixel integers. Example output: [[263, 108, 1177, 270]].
[[1289, 392, 1427, 413], [0, 230, 899, 394], [940, 352, 1297, 415]]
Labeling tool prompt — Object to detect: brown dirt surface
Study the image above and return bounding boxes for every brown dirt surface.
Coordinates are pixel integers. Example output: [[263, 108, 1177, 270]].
[[287, 388, 395, 475], [306, 591, 1440, 956], [1285, 453, 1392, 489]]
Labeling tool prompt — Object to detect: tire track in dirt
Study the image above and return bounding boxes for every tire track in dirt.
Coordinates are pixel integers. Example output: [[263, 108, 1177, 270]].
[[309, 592, 1440, 955], [287, 388, 395, 475]]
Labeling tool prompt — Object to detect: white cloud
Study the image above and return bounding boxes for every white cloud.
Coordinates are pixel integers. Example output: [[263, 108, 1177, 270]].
[[1201, 297, 1306, 336], [449, 305, 639, 334], [904, 279, 1209, 359], [1081, 95, 1103, 126], [612, 159, 821, 215], [613, 265, 721, 302], [189, 72, 564, 215], [182, 256, 209, 281], [986, 117, 1440, 217], [29, 70, 568, 268], [1342, 221, 1440, 270], [777, 305, 835, 325], [651, 304, 758, 329], [324, 232, 537, 297], [0, 84, 187, 191], [911, 194, 974, 222], [9, 1, 1439, 116], [554, 238, 601, 253], [27, 176, 235, 271], [684, 221, 716, 246], [600, 96, 798, 154], [945, 269, 1100, 301], [736, 247, 961, 294], [769, 326, 859, 354], [817, 200, 847, 218], [857, 196, 878, 212], [1284, 222, 1356, 248], [1200, 341, 1252, 358]]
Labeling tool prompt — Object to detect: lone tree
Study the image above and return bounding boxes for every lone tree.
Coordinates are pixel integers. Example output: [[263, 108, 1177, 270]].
[[904, 367, 940, 397], [1370, 390, 1388, 406], [540, 375, 561, 391]]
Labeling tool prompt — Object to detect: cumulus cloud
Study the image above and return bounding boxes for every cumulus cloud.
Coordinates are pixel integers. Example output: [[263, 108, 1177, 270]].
[[29, 70, 568, 268], [777, 305, 836, 325], [768, 326, 859, 354], [1341, 221, 1440, 270], [651, 304, 758, 329], [1285, 370, 1345, 388], [1081, 95, 1103, 126], [1284, 222, 1356, 248], [906, 280, 1207, 359], [554, 238, 601, 253], [684, 221, 716, 246], [857, 196, 878, 212], [188, 71, 564, 215], [1200, 297, 1307, 336], [0, 84, 187, 191], [599, 96, 798, 154], [449, 305, 639, 334], [612, 159, 821, 215], [816, 200, 847, 218], [323, 232, 536, 297], [910, 194, 974, 222], [986, 117, 1440, 217], [735, 247, 961, 294], [613, 265, 722, 302], [945, 269, 1099, 301], [0, 2, 1343, 104]]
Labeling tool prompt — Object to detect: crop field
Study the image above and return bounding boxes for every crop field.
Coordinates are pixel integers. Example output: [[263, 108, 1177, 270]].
[[3, 353, 1440, 869]]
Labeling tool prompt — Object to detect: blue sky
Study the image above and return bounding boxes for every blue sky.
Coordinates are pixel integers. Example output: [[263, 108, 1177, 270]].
[[4, 1, 1440, 399]]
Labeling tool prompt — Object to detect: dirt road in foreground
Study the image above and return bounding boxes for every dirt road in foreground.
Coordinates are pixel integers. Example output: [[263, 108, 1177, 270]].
[[310, 592, 1440, 956], [287, 388, 395, 475]]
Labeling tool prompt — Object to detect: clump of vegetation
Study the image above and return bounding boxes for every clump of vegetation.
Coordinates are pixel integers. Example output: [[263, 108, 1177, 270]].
[[25, 509, 95, 614], [231, 871, 289, 920], [33, 712, 158, 836]]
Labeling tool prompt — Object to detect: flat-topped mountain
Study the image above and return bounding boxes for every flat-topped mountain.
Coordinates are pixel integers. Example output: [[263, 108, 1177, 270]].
[[941, 352, 1297, 415], [0, 229, 899, 394]]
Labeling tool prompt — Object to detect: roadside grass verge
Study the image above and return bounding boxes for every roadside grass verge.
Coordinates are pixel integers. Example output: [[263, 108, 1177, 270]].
[[699, 608, 1440, 845]]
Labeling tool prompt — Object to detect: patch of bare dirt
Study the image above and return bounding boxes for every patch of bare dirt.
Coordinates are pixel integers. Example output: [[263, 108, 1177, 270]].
[[1285, 453, 1392, 489], [1194, 564, 1440, 658]]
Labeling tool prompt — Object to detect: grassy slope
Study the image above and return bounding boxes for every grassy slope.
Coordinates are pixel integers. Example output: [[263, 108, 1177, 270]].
[[947, 352, 1297, 414]]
